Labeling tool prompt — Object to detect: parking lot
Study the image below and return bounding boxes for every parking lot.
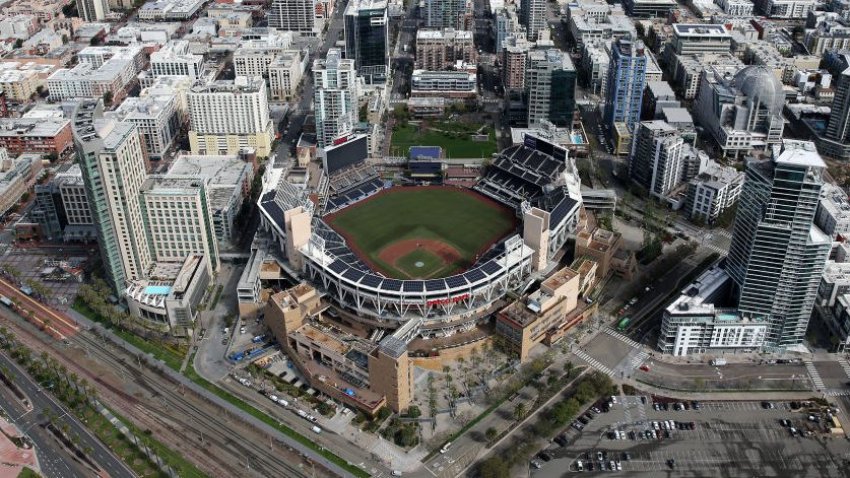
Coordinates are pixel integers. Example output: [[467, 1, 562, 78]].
[[532, 395, 850, 477]]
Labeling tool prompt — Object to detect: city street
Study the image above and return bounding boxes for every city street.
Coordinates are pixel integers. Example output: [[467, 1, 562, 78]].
[[0, 347, 133, 478]]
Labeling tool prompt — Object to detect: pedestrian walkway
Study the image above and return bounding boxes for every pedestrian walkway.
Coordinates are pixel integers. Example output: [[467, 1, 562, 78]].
[[572, 348, 614, 377], [803, 359, 825, 391]]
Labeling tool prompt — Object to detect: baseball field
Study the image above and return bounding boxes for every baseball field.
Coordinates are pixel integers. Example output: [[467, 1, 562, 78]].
[[325, 186, 517, 280]]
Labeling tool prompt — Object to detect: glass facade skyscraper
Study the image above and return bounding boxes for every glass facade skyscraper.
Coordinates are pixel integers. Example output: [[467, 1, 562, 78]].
[[604, 38, 647, 133], [726, 140, 832, 347], [344, 0, 389, 84]]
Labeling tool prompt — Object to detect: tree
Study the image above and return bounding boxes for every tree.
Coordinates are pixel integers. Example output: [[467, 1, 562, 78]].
[[394, 425, 418, 447], [485, 426, 497, 442], [513, 402, 527, 421], [479, 456, 509, 478], [406, 405, 421, 418], [102, 91, 113, 106]]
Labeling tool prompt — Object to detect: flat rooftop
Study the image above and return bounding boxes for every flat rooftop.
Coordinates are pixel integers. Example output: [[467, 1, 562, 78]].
[[0, 118, 69, 137], [542, 266, 578, 291], [776, 140, 826, 169], [168, 154, 250, 186], [673, 24, 731, 37]]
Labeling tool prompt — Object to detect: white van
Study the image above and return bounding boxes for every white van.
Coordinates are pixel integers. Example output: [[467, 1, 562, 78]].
[[312, 426, 322, 434]]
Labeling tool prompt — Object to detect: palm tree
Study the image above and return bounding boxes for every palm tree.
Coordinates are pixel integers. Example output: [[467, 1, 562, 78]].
[[513, 402, 527, 421]]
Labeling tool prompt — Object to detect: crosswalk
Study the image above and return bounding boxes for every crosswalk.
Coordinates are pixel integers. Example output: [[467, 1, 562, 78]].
[[803, 359, 826, 391], [700, 242, 728, 256], [605, 329, 649, 375], [837, 356, 850, 379], [604, 328, 642, 348], [572, 348, 614, 377], [823, 389, 850, 397]]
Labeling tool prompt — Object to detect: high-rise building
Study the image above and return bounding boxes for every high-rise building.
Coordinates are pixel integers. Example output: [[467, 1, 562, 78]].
[[415, 29, 476, 71], [604, 38, 647, 134], [502, 36, 531, 91], [726, 140, 832, 347], [526, 49, 576, 127], [108, 93, 180, 159], [76, 0, 110, 21], [268, 0, 322, 35], [187, 77, 274, 157], [817, 52, 850, 160], [424, 0, 469, 29], [313, 49, 359, 148], [344, 0, 389, 84], [629, 120, 685, 198], [519, 0, 546, 41], [140, 176, 220, 274], [72, 100, 152, 293]]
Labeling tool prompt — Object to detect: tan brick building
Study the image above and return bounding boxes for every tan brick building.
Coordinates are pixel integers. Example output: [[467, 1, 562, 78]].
[[415, 28, 477, 71]]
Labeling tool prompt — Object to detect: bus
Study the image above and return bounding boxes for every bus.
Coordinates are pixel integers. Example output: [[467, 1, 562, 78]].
[[617, 317, 631, 331]]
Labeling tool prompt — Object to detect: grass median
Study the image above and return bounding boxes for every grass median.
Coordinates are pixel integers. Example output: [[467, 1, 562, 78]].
[[183, 360, 369, 478], [72, 300, 184, 371], [82, 405, 207, 478]]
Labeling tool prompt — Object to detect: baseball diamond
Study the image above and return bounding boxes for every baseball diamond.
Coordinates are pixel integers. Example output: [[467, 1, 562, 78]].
[[324, 186, 518, 279]]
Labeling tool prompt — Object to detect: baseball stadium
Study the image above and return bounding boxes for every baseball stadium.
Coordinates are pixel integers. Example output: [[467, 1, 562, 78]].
[[258, 134, 583, 337]]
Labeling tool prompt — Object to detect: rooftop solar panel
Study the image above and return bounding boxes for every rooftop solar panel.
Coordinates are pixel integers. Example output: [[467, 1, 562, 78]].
[[444, 275, 468, 288], [328, 260, 347, 274], [464, 268, 486, 283], [481, 261, 501, 275], [343, 268, 365, 281], [382, 279, 403, 291], [425, 279, 447, 291], [359, 274, 382, 288], [403, 281, 424, 292]]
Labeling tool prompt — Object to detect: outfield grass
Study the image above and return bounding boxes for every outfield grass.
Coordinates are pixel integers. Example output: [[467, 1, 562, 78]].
[[327, 188, 516, 278], [391, 123, 497, 158]]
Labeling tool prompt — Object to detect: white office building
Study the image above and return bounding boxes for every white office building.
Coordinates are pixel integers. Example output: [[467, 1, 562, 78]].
[[140, 176, 220, 272], [167, 153, 253, 246], [268, 0, 324, 35], [108, 93, 180, 159], [684, 160, 744, 223], [313, 49, 359, 148], [233, 30, 295, 77], [629, 121, 686, 199], [138, 0, 206, 20], [815, 183, 850, 239], [150, 41, 205, 79], [714, 0, 754, 15], [658, 266, 768, 356], [269, 51, 307, 101], [753, 0, 816, 18], [77, 0, 110, 21], [187, 77, 274, 157]]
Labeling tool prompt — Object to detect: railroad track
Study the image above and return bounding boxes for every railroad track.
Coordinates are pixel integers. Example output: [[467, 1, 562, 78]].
[[71, 329, 316, 478], [0, 307, 318, 478]]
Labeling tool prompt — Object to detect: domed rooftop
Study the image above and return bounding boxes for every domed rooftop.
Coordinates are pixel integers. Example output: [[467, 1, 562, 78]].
[[730, 66, 785, 116]]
